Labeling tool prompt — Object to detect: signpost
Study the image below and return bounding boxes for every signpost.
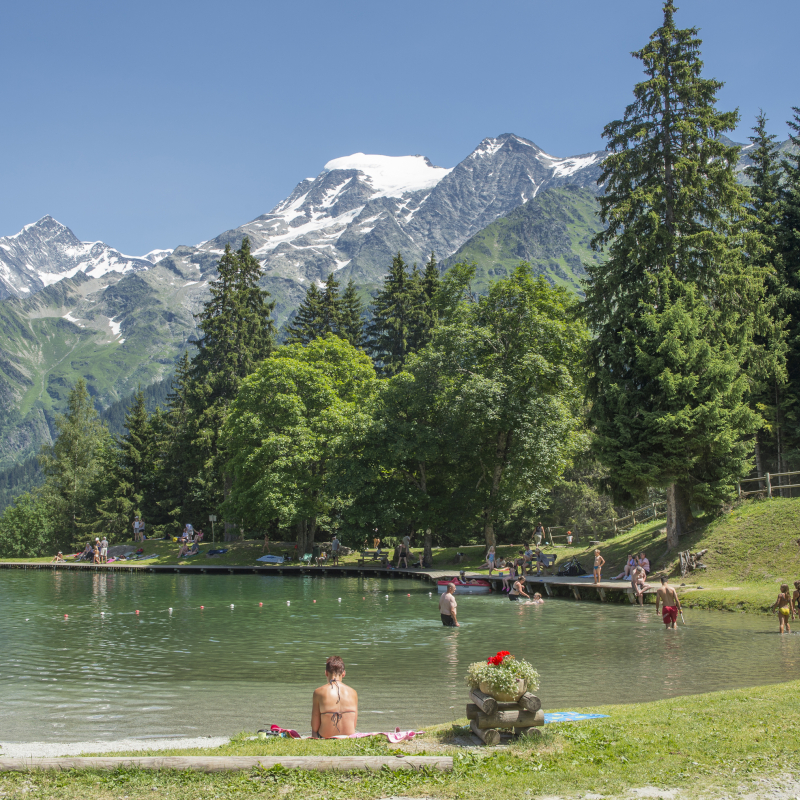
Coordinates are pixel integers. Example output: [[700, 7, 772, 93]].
[[209, 515, 217, 544]]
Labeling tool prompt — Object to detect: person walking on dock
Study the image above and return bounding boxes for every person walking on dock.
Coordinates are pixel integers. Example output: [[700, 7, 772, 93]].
[[655, 576, 682, 629], [439, 583, 459, 627]]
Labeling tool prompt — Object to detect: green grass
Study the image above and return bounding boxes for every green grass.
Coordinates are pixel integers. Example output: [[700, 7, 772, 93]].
[[2, 680, 798, 799]]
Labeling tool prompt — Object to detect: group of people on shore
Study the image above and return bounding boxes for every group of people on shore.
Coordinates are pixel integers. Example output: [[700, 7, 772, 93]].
[[66, 537, 109, 564], [480, 543, 551, 578]]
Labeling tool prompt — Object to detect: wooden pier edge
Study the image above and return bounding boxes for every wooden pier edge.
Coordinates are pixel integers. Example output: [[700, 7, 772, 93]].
[[0, 755, 452, 773]]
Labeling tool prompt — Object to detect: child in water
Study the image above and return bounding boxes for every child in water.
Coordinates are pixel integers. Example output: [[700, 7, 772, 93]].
[[772, 583, 795, 633], [593, 550, 605, 584], [530, 592, 544, 605]]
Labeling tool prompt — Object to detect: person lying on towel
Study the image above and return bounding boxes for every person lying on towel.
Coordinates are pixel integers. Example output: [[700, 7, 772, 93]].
[[311, 655, 358, 738]]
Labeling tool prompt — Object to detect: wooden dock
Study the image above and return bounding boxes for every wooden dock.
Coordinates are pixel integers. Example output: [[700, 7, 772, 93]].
[[0, 560, 654, 604]]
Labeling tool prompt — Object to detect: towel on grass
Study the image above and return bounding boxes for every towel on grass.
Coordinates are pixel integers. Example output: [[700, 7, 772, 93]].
[[257, 555, 284, 564], [269, 725, 418, 743], [544, 712, 609, 723]]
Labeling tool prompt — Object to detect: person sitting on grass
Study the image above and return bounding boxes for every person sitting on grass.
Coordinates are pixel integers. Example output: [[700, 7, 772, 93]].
[[772, 583, 795, 634], [51, 551, 64, 562], [613, 554, 636, 581], [311, 656, 358, 738], [177, 542, 191, 559], [637, 552, 651, 574]]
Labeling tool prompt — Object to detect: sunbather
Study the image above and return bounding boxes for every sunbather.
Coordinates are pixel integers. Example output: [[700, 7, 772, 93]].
[[311, 656, 358, 738]]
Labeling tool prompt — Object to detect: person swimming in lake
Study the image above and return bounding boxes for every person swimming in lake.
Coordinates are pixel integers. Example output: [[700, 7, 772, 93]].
[[772, 583, 795, 634], [311, 655, 358, 738], [531, 592, 544, 604], [509, 577, 530, 602]]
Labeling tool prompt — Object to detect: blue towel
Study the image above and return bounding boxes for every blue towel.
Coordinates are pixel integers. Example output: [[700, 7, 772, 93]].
[[544, 712, 609, 723]]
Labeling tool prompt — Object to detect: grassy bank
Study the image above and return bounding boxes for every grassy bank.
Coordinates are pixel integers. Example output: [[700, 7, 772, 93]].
[[4, 497, 799, 616], [2, 680, 799, 799]]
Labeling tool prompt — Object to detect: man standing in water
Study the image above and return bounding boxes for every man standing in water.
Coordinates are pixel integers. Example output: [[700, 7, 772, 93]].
[[655, 576, 682, 629], [311, 656, 358, 738], [439, 583, 459, 627]]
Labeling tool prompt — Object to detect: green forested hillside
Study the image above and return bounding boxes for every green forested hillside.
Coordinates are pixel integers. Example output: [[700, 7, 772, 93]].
[[440, 186, 604, 294]]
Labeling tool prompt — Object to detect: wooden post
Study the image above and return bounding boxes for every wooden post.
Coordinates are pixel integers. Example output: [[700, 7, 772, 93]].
[[766, 473, 772, 498], [475, 709, 543, 729], [543, 583, 553, 597], [513, 727, 541, 738], [468, 689, 498, 715], [571, 587, 581, 601], [626, 589, 636, 604], [470, 719, 500, 745], [738, 482, 742, 499], [597, 588, 607, 602], [517, 693, 542, 713]]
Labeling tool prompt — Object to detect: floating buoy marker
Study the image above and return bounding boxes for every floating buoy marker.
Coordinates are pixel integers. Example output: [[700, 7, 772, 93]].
[[286, 601, 290, 605], [168, 608, 173, 613], [338, 598, 341, 602], [407, 593, 411, 597], [230, 604, 234, 609], [313, 600, 316, 603], [200, 606, 204, 610], [135, 610, 140, 615], [64, 614, 68, 618], [259, 602, 263, 607]]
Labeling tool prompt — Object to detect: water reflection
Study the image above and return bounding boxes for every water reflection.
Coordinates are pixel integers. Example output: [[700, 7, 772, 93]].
[[1, 571, 798, 742]]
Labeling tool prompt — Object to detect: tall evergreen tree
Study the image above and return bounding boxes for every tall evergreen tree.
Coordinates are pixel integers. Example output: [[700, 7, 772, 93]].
[[38, 379, 111, 544], [415, 251, 440, 350], [285, 283, 325, 345], [184, 238, 275, 527], [320, 272, 341, 334], [94, 390, 156, 538], [777, 107, 800, 470], [744, 112, 788, 479], [583, 1, 768, 549], [338, 279, 366, 349], [366, 253, 424, 376]]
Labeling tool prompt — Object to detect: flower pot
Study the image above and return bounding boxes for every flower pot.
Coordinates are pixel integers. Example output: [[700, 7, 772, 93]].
[[479, 679, 527, 702]]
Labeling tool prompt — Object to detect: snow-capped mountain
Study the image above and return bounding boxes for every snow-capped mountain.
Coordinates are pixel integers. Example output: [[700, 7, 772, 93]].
[[0, 216, 153, 301], [168, 133, 606, 288]]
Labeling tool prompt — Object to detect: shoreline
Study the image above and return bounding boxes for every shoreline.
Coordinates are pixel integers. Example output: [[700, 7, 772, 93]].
[[0, 736, 230, 759]]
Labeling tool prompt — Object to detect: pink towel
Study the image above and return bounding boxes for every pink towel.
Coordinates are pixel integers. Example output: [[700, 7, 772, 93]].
[[269, 725, 418, 743]]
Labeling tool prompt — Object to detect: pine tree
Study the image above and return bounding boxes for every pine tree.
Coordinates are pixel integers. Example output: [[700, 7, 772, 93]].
[[184, 238, 275, 527], [38, 379, 111, 544], [415, 251, 440, 350], [285, 283, 325, 345], [583, 1, 768, 549], [367, 253, 422, 376], [320, 272, 341, 334], [338, 279, 366, 348], [744, 112, 788, 480], [94, 390, 155, 538]]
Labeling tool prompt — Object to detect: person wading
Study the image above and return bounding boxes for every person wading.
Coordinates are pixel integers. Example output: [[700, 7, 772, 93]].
[[655, 576, 682, 629], [439, 583, 459, 627]]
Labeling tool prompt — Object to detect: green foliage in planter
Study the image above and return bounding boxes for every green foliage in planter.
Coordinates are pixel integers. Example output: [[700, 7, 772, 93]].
[[465, 653, 540, 696]]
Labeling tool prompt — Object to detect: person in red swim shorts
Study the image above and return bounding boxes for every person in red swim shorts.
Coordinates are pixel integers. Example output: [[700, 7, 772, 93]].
[[655, 575, 682, 629]]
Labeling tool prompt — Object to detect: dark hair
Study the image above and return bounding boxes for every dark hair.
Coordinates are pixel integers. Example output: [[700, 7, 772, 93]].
[[660, 576, 667, 584], [326, 655, 345, 676]]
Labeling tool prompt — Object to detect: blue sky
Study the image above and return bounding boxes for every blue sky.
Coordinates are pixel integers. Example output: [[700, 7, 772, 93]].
[[2, 0, 797, 254]]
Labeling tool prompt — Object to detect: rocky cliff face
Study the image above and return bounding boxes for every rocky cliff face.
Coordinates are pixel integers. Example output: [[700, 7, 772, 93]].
[[0, 216, 152, 301]]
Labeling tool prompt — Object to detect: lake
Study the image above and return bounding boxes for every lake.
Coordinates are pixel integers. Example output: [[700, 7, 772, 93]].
[[1, 570, 798, 742]]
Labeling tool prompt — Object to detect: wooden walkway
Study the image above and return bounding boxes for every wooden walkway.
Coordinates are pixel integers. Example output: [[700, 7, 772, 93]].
[[0, 560, 653, 603]]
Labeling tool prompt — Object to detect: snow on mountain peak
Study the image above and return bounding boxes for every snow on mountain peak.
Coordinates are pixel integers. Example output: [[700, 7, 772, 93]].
[[323, 153, 452, 199]]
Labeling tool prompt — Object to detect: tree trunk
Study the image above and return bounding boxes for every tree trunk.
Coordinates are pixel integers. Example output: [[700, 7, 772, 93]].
[[666, 483, 692, 551], [754, 432, 763, 479], [482, 431, 509, 547], [423, 528, 433, 568], [296, 518, 317, 554], [775, 381, 783, 498]]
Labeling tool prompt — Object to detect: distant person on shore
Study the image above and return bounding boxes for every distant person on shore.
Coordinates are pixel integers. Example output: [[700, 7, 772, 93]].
[[78, 542, 92, 561], [439, 583, 459, 627], [373, 529, 380, 550], [92, 542, 100, 564], [772, 583, 795, 633], [262, 532, 270, 554], [631, 564, 648, 605], [534, 523, 545, 547], [655, 576, 682, 629], [311, 656, 358, 738], [509, 576, 530, 602], [51, 551, 64, 563], [638, 552, 651, 574], [613, 554, 636, 580], [792, 581, 800, 613], [593, 550, 605, 584], [100, 536, 109, 564], [501, 561, 516, 592], [331, 535, 340, 565], [522, 545, 534, 575], [534, 547, 550, 577], [132, 516, 141, 542], [566, 530, 574, 546], [479, 545, 496, 574]]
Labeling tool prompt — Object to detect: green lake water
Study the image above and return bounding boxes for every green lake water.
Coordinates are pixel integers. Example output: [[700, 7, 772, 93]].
[[1, 570, 798, 743]]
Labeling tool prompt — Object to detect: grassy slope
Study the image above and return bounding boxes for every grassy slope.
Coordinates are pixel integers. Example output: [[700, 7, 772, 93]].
[[440, 186, 604, 295], [7, 498, 798, 617], [2, 681, 798, 799]]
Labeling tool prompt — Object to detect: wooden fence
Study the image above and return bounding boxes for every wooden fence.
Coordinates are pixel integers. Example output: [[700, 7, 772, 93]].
[[738, 471, 800, 499], [546, 500, 667, 545]]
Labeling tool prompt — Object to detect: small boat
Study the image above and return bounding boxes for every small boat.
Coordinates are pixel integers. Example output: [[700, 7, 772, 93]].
[[437, 578, 493, 595]]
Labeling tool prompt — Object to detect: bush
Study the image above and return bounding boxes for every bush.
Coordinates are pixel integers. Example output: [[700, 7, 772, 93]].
[[0, 491, 59, 558]]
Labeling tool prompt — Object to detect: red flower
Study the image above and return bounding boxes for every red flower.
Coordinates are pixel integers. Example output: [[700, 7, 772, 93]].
[[487, 650, 512, 666]]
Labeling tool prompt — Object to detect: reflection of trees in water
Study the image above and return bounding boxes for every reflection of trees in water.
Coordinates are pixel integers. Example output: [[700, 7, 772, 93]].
[[445, 627, 460, 699]]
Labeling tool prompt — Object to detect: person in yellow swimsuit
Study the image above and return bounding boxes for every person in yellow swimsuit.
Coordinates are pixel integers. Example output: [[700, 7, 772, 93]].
[[772, 583, 795, 634]]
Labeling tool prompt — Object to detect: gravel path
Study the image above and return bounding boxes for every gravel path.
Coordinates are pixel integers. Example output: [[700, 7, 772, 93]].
[[0, 736, 229, 758]]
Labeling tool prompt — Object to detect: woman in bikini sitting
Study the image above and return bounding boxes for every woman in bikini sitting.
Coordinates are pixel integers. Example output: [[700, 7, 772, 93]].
[[311, 655, 358, 738]]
